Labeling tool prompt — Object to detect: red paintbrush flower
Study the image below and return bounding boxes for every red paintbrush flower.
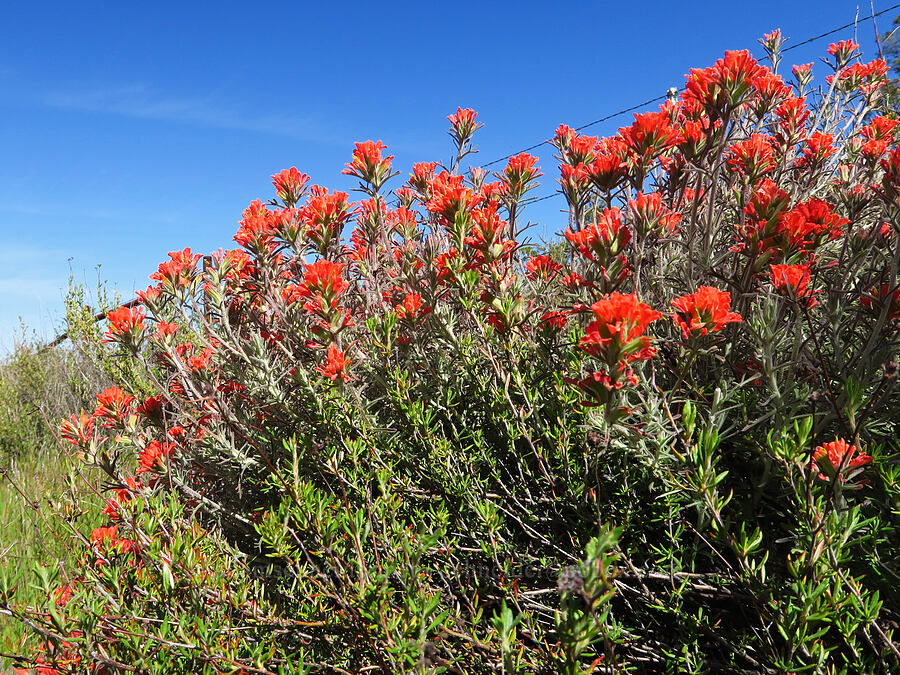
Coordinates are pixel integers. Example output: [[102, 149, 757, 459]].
[[827, 39, 859, 66], [500, 152, 542, 202], [777, 199, 847, 255], [271, 167, 310, 205], [409, 162, 439, 193], [104, 305, 146, 344], [395, 293, 430, 321], [619, 110, 680, 163], [813, 438, 872, 482], [138, 440, 176, 474], [60, 411, 94, 446], [300, 186, 354, 252], [775, 98, 809, 141], [316, 343, 351, 382], [797, 132, 835, 169], [343, 140, 394, 190], [235, 199, 278, 249], [671, 286, 741, 338], [793, 62, 813, 87], [93, 387, 135, 425], [861, 283, 900, 323], [683, 50, 763, 111], [581, 293, 662, 363], [525, 254, 563, 281], [770, 264, 817, 306], [447, 107, 482, 144], [295, 260, 348, 315], [565, 208, 631, 261], [727, 134, 777, 180], [426, 171, 481, 223], [586, 137, 628, 192], [628, 192, 681, 236], [150, 247, 202, 288]]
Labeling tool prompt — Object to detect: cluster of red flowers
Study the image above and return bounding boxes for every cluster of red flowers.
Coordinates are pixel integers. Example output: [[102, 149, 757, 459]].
[[737, 180, 848, 265], [149, 247, 202, 289], [770, 263, 816, 305], [89, 34, 897, 440], [343, 140, 395, 192], [93, 386, 135, 427], [671, 287, 742, 339], [448, 107, 482, 145], [813, 439, 872, 483], [573, 293, 662, 408], [271, 166, 310, 206], [104, 305, 145, 343]]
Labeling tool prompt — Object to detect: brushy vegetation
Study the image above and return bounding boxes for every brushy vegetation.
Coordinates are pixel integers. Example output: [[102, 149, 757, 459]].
[[0, 326, 107, 663], [5, 35, 900, 674]]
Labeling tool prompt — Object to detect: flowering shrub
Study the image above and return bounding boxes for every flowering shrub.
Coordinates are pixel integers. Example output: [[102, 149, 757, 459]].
[[5, 35, 900, 673]]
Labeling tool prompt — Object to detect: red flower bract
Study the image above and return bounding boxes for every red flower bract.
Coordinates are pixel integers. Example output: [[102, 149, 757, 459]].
[[447, 107, 481, 143], [150, 248, 202, 287], [581, 293, 662, 363], [60, 411, 94, 446], [426, 171, 481, 224], [342, 140, 394, 190], [671, 286, 742, 338], [770, 264, 817, 306], [104, 305, 146, 343], [813, 439, 872, 482], [727, 134, 777, 180], [628, 191, 681, 236], [683, 50, 763, 111], [619, 110, 680, 163], [565, 208, 631, 262], [778, 199, 847, 255], [138, 440, 176, 474], [298, 260, 348, 306], [316, 343, 351, 382], [93, 387, 135, 425], [525, 254, 563, 280], [271, 167, 310, 205]]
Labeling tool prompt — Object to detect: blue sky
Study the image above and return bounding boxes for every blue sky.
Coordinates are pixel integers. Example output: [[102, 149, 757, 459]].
[[0, 0, 892, 351]]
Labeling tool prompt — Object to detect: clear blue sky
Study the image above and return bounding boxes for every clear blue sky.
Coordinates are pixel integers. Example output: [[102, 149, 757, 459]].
[[0, 0, 891, 350]]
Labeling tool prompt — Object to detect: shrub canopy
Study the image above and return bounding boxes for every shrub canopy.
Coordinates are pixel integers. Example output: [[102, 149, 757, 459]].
[[6, 35, 900, 674]]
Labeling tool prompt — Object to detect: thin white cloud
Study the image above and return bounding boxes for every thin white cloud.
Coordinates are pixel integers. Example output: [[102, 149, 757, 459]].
[[42, 84, 343, 143]]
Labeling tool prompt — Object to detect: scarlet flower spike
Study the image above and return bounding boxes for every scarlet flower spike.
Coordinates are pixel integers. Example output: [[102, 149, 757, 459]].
[[60, 411, 94, 447], [271, 167, 310, 206], [727, 134, 777, 181], [813, 438, 872, 483], [343, 140, 395, 191], [500, 152, 542, 203], [447, 107, 482, 145], [792, 62, 813, 88], [525, 254, 563, 281], [828, 40, 859, 67], [93, 387, 135, 426], [104, 305, 146, 345], [580, 293, 663, 363], [671, 287, 742, 338], [770, 264, 817, 307], [316, 343, 351, 383]]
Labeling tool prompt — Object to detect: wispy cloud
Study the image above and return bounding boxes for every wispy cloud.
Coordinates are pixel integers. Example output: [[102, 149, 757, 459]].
[[42, 84, 343, 143]]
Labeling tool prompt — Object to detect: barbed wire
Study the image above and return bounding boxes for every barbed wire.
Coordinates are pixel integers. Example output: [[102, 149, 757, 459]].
[[488, 2, 900, 212], [480, 1, 900, 176]]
